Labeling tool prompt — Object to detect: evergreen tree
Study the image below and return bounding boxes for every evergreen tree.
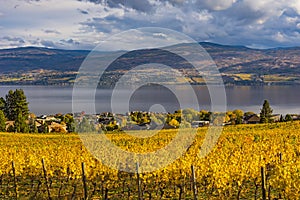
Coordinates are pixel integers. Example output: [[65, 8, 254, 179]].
[[14, 112, 29, 133], [279, 114, 284, 122], [28, 118, 38, 133], [285, 114, 293, 122], [0, 110, 6, 132], [41, 123, 49, 133], [67, 121, 75, 133], [5, 89, 29, 121], [0, 97, 5, 111], [7, 125, 14, 132], [4, 90, 15, 120], [64, 114, 75, 133], [260, 100, 273, 123]]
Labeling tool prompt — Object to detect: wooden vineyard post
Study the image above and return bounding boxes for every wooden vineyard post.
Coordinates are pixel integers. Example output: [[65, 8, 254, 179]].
[[81, 162, 88, 200], [261, 166, 266, 200], [191, 165, 198, 200], [279, 152, 282, 162], [42, 158, 52, 200], [136, 162, 142, 200], [278, 152, 282, 199], [11, 161, 18, 199]]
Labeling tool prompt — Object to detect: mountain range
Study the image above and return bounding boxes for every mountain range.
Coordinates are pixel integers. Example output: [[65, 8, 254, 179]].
[[0, 43, 300, 86]]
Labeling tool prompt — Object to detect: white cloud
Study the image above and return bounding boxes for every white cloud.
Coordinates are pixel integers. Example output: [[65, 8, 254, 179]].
[[199, 0, 237, 11], [43, 29, 61, 35], [1, 0, 300, 49], [273, 32, 287, 42]]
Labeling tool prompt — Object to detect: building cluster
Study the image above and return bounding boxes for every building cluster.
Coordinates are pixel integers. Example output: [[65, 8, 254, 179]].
[[5, 111, 299, 134]]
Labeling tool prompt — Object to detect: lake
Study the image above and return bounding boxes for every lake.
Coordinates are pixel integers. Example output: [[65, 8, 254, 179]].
[[0, 85, 299, 115]]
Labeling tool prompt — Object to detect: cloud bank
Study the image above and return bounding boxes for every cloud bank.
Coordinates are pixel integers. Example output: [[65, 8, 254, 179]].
[[0, 0, 300, 49]]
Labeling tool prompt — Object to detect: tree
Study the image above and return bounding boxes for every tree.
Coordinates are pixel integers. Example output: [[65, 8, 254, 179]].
[[169, 118, 180, 128], [180, 120, 191, 128], [67, 120, 75, 133], [40, 122, 49, 133], [279, 114, 284, 122], [28, 118, 38, 133], [244, 111, 255, 118], [5, 89, 29, 121], [4, 90, 15, 120], [7, 125, 14, 132], [28, 113, 38, 133], [0, 97, 5, 111], [182, 108, 199, 122], [184, 114, 193, 123], [14, 112, 29, 133], [285, 114, 293, 122], [63, 114, 75, 133], [76, 117, 96, 133], [51, 124, 67, 133], [226, 111, 236, 124], [260, 100, 273, 123], [199, 110, 211, 121], [105, 121, 119, 131], [211, 113, 225, 126], [0, 110, 6, 132], [233, 109, 244, 124], [150, 114, 163, 125]]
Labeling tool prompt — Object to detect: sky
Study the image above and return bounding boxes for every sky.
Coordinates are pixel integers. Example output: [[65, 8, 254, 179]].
[[1, 0, 300, 50]]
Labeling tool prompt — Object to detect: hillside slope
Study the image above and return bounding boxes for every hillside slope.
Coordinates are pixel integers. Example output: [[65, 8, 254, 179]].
[[0, 43, 300, 85]]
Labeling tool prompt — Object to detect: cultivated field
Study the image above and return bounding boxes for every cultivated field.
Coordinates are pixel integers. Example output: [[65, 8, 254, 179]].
[[0, 122, 299, 199]]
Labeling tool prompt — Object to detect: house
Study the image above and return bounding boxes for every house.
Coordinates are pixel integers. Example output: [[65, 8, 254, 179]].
[[35, 120, 43, 127], [36, 115, 61, 124], [291, 114, 300, 120], [244, 114, 260, 124], [48, 122, 67, 133], [162, 123, 177, 129], [35, 117, 68, 133], [122, 124, 144, 131], [191, 121, 210, 128], [270, 114, 281, 122], [5, 121, 14, 130]]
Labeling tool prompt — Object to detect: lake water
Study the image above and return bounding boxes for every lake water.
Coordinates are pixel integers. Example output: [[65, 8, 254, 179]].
[[0, 85, 299, 115]]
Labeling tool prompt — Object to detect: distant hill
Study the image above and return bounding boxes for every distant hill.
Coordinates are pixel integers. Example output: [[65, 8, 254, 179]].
[[200, 42, 300, 75], [0, 47, 89, 73], [0, 43, 300, 85]]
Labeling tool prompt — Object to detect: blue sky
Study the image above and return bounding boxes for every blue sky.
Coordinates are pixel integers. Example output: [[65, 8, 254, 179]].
[[1, 0, 300, 50]]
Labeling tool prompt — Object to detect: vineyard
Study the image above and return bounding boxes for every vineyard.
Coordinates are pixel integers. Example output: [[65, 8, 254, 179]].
[[0, 122, 300, 199]]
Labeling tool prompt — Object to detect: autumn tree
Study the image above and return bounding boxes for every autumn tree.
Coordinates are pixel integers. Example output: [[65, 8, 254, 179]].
[[226, 111, 236, 124], [169, 118, 180, 128], [76, 117, 96, 133], [233, 109, 244, 124], [182, 108, 199, 122], [199, 110, 211, 121]]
